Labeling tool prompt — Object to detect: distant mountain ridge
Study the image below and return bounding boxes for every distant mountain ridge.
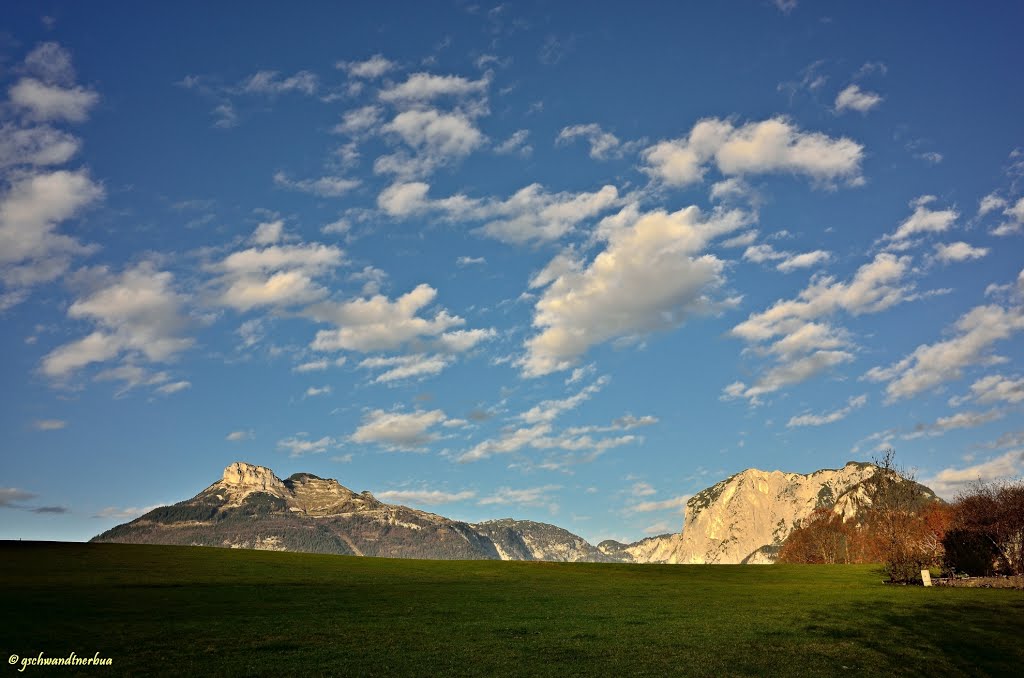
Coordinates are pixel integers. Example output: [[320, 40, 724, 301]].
[[92, 460, 940, 564]]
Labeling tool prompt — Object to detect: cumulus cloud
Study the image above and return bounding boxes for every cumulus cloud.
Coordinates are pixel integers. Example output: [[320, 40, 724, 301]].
[[0, 169, 103, 302], [978, 193, 1007, 216], [350, 408, 450, 450], [273, 172, 360, 197], [642, 116, 864, 188], [477, 485, 561, 508], [494, 129, 532, 156], [556, 123, 627, 160], [522, 204, 751, 377], [726, 253, 914, 403], [209, 240, 344, 312], [374, 488, 476, 505], [307, 284, 463, 353], [743, 243, 831, 273], [0, 124, 80, 168], [358, 354, 451, 383], [834, 84, 883, 114], [787, 394, 867, 427], [933, 241, 988, 263], [627, 495, 691, 513], [9, 78, 99, 122], [378, 180, 620, 245], [379, 72, 488, 103], [865, 302, 1024, 402], [376, 109, 485, 178], [949, 374, 1024, 407], [338, 54, 396, 79], [226, 430, 252, 442], [277, 435, 336, 456], [41, 262, 193, 382], [333, 105, 383, 136], [991, 197, 1024, 236], [239, 70, 318, 96], [32, 418, 66, 430], [883, 195, 958, 245], [923, 450, 1024, 498]]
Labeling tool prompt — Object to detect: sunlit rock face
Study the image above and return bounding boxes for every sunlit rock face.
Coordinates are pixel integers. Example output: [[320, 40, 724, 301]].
[[675, 462, 881, 564]]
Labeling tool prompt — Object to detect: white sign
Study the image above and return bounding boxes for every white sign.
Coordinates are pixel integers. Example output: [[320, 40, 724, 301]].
[[921, 569, 932, 587]]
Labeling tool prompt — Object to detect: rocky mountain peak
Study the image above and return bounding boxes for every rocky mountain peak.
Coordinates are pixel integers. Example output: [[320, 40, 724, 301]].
[[221, 462, 287, 493]]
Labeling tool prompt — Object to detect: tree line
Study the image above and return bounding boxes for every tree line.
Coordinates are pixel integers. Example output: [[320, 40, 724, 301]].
[[778, 450, 1024, 582]]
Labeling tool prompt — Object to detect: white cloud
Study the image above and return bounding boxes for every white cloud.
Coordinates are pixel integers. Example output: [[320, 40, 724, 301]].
[[642, 116, 864, 188], [787, 394, 867, 427], [924, 450, 1024, 498], [978, 193, 1007, 216], [743, 243, 831, 272], [556, 123, 623, 160], [934, 241, 988, 263], [991, 197, 1024, 236], [627, 495, 691, 513], [0, 124, 80, 168], [885, 195, 958, 244], [727, 253, 914, 402], [379, 72, 488, 103], [494, 129, 532, 156], [273, 172, 360, 197], [477, 485, 561, 507], [436, 328, 496, 353], [94, 505, 161, 520], [522, 204, 751, 376], [32, 418, 66, 430], [457, 423, 551, 463], [834, 84, 883, 114], [773, 0, 798, 13], [865, 303, 1024, 402], [632, 482, 656, 497], [338, 55, 396, 79], [456, 256, 486, 267], [9, 78, 99, 122], [949, 374, 1024, 407], [251, 220, 284, 245], [358, 354, 451, 383], [155, 380, 191, 395], [377, 180, 620, 244], [776, 250, 832, 273], [210, 241, 344, 311], [902, 408, 1004, 440], [374, 488, 476, 505], [23, 42, 76, 85], [239, 70, 318, 96], [350, 408, 449, 450], [307, 284, 463, 353], [0, 169, 103, 299], [226, 430, 251, 442], [519, 377, 609, 424], [333, 105, 383, 136], [277, 435, 336, 457], [41, 262, 193, 381], [376, 108, 484, 178], [304, 385, 331, 398]]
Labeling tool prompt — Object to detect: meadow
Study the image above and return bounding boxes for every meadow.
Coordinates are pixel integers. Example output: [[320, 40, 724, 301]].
[[2, 542, 1022, 676]]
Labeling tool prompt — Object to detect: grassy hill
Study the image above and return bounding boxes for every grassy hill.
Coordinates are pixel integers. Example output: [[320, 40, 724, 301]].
[[2, 541, 1022, 676]]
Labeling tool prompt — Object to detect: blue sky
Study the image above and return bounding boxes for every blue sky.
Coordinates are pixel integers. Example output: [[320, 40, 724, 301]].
[[2, 1, 1023, 545]]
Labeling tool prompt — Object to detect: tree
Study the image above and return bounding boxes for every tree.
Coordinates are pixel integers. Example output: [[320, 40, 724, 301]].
[[943, 479, 1024, 576], [868, 449, 946, 582]]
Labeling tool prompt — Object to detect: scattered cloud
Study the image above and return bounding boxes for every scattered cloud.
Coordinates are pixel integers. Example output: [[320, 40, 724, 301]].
[[834, 84, 883, 114], [226, 430, 252, 442], [949, 374, 1024, 407], [277, 435, 337, 457], [934, 241, 988, 263], [374, 488, 476, 505], [787, 394, 867, 427], [865, 302, 1024, 402], [642, 116, 864, 188], [0, 488, 37, 508], [924, 450, 1024, 498], [338, 54, 396, 79], [32, 418, 66, 430], [350, 408, 450, 451], [523, 204, 751, 377]]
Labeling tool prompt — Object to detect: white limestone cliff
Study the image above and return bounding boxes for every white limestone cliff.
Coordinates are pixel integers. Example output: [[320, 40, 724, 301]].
[[673, 462, 880, 564]]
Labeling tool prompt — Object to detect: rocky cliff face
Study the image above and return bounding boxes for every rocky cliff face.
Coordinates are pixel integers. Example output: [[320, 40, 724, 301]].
[[598, 533, 687, 564], [674, 461, 901, 564], [471, 519, 615, 562]]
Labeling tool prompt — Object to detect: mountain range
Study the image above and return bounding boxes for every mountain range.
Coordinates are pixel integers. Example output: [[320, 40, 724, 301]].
[[92, 460, 938, 564]]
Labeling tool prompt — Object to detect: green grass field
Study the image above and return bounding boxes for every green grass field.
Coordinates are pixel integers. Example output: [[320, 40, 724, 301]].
[[2, 542, 1022, 676]]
